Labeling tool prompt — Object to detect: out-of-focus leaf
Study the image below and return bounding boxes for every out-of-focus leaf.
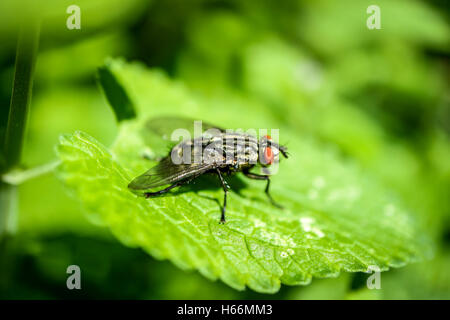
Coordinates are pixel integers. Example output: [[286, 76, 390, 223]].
[[18, 86, 116, 235], [0, 0, 150, 43], [239, 36, 449, 239], [98, 60, 136, 122], [299, 0, 449, 56], [35, 33, 131, 83]]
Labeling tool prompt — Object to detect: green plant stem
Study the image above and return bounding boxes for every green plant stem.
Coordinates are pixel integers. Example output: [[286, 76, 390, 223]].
[[0, 22, 40, 237], [2, 160, 60, 185], [3, 23, 40, 172], [0, 183, 18, 237]]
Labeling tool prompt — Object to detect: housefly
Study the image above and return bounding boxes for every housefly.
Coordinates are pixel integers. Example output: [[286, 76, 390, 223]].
[[128, 117, 288, 223]]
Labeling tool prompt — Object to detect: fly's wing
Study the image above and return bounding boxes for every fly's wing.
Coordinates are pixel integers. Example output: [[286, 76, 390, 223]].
[[145, 116, 225, 142], [128, 156, 216, 195], [139, 116, 225, 159]]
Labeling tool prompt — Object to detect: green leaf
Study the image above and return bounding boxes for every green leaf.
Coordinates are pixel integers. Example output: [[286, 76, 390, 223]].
[[97, 60, 136, 122], [55, 59, 429, 293]]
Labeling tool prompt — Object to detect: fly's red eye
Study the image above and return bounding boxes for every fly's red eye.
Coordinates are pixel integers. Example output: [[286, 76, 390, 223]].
[[264, 146, 274, 165], [264, 135, 272, 140]]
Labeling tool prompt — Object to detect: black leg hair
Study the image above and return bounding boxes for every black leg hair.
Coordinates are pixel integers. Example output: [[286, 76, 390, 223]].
[[144, 180, 187, 198], [215, 168, 229, 223], [243, 170, 283, 209]]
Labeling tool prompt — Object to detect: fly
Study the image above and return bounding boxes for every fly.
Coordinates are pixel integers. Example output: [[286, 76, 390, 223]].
[[128, 117, 289, 223]]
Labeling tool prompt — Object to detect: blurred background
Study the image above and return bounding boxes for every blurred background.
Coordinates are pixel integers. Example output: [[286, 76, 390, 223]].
[[0, 0, 449, 299]]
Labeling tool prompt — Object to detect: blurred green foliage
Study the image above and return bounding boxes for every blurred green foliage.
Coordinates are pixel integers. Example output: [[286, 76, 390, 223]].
[[0, 0, 449, 299]]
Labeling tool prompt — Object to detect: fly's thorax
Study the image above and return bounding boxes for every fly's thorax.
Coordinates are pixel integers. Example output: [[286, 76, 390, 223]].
[[221, 132, 259, 165], [170, 131, 260, 165]]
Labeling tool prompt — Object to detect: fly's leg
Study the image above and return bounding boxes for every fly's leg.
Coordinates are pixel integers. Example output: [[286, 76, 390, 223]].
[[216, 168, 229, 224], [264, 178, 283, 209], [144, 180, 186, 198], [243, 170, 283, 209]]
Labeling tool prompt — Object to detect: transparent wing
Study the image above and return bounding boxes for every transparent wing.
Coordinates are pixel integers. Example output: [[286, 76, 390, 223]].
[[128, 156, 216, 192], [139, 116, 225, 158], [145, 116, 225, 141]]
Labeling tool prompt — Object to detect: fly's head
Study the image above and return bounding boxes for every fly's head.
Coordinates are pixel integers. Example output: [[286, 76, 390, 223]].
[[258, 135, 288, 167]]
